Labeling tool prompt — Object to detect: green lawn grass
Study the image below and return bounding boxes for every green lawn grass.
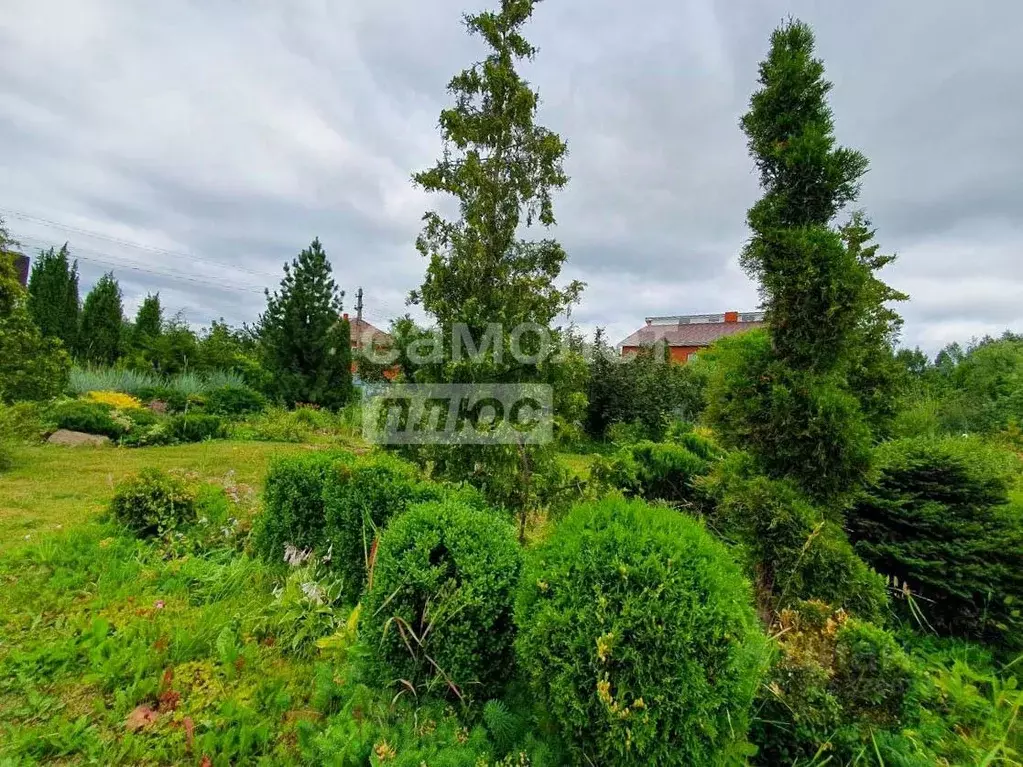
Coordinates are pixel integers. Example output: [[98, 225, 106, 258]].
[[0, 439, 481, 765], [0, 441, 308, 551], [2, 440, 1020, 764], [557, 452, 594, 480]]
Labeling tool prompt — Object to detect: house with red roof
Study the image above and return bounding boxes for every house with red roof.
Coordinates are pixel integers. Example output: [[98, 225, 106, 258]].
[[618, 311, 766, 363]]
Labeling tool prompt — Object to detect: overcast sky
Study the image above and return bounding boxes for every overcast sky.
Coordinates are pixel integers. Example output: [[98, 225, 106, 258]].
[[2, 0, 1021, 354]]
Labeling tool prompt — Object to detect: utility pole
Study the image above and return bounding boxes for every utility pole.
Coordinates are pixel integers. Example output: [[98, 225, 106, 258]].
[[355, 286, 364, 351]]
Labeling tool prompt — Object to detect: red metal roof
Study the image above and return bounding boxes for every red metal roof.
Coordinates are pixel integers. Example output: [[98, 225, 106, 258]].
[[349, 317, 392, 347], [619, 319, 765, 349]]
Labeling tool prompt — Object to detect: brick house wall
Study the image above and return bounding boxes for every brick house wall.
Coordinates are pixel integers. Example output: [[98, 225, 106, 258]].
[[621, 345, 701, 362]]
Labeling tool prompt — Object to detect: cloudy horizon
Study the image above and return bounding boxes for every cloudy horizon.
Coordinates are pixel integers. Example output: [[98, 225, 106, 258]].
[[2, 0, 1021, 355]]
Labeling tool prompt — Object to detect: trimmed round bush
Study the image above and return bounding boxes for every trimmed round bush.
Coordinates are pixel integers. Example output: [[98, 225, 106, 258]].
[[363, 500, 521, 701], [110, 468, 196, 537], [252, 450, 352, 562], [167, 413, 227, 442], [204, 385, 267, 416], [849, 436, 1023, 649], [515, 496, 767, 766], [322, 453, 447, 600]]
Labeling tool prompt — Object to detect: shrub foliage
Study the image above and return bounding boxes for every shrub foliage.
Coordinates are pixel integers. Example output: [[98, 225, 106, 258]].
[[702, 456, 889, 620], [322, 453, 440, 600], [364, 500, 521, 701], [515, 496, 767, 765], [252, 451, 347, 562], [752, 601, 921, 764], [849, 437, 1023, 648], [110, 467, 197, 537], [591, 437, 716, 505]]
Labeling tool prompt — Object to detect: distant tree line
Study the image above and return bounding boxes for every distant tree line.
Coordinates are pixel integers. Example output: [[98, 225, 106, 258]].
[[4, 229, 353, 408]]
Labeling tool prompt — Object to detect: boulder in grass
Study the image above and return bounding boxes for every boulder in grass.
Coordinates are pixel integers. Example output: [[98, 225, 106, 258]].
[[47, 429, 111, 447]]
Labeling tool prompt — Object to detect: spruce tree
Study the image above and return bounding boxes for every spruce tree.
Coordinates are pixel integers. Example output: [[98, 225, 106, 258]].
[[79, 272, 124, 365], [26, 243, 80, 352], [708, 20, 903, 502], [259, 238, 352, 409]]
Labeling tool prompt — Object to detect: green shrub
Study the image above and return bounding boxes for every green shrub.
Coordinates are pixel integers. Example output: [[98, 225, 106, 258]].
[[0, 442, 13, 472], [585, 338, 709, 440], [707, 461, 889, 620], [204, 385, 267, 416], [321, 453, 443, 600], [252, 451, 350, 562], [752, 601, 921, 765], [364, 499, 521, 701], [418, 436, 575, 519], [515, 496, 767, 765], [664, 422, 723, 460], [232, 407, 316, 443], [0, 401, 47, 441], [167, 413, 227, 442], [591, 440, 712, 505], [120, 422, 174, 447], [50, 400, 129, 439], [110, 468, 197, 537], [849, 437, 1023, 649], [135, 385, 188, 412], [123, 407, 160, 428], [0, 312, 71, 403], [605, 420, 647, 446]]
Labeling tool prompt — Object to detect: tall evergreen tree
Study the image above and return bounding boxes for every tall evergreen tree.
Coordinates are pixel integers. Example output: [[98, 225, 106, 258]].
[[0, 218, 70, 401], [26, 243, 80, 351], [259, 238, 352, 409], [132, 293, 163, 345], [708, 20, 903, 502], [402, 0, 586, 518], [841, 212, 909, 437], [79, 272, 124, 365], [409, 0, 583, 345]]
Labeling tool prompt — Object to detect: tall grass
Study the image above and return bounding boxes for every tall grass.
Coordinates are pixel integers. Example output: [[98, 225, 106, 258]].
[[69, 365, 248, 396], [202, 370, 246, 390], [167, 371, 205, 397], [69, 366, 161, 395]]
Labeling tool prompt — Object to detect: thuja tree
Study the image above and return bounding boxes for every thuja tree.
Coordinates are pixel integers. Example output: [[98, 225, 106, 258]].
[[708, 20, 903, 502], [406, 0, 585, 514], [26, 243, 80, 352], [259, 238, 352, 409], [841, 212, 909, 438], [132, 293, 163, 345], [79, 272, 125, 365], [0, 218, 70, 402]]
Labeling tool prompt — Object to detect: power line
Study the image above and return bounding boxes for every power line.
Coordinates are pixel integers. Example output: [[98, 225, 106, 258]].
[[16, 234, 268, 295], [1, 207, 284, 283], [10, 210, 410, 325]]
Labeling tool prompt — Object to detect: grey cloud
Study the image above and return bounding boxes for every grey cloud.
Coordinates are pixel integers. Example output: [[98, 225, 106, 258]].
[[1, 0, 1021, 355]]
